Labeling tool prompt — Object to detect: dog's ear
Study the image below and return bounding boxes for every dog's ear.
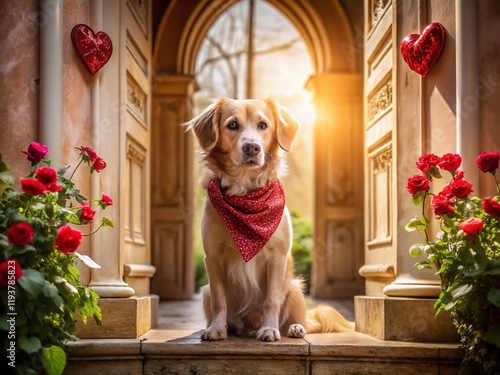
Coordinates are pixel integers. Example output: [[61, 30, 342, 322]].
[[265, 98, 301, 152], [184, 98, 226, 151]]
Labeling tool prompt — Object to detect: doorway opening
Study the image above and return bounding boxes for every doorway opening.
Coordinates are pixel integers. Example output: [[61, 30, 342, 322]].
[[190, 0, 316, 294]]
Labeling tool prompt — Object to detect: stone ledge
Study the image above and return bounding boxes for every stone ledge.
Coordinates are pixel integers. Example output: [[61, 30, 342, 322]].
[[354, 296, 460, 342], [65, 330, 463, 375], [75, 296, 155, 339]]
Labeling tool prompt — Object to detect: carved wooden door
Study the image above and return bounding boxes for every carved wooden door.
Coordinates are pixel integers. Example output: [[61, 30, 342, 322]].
[[359, 0, 397, 296], [119, 0, 154, 294]]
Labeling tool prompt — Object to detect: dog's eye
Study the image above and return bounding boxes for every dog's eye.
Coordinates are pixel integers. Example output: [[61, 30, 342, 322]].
[[227, 121, 239, 130], [258, 121, 268, 130]]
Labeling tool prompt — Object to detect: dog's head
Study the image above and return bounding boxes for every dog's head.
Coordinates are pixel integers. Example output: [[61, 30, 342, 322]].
[[184, 97, 301, 169]]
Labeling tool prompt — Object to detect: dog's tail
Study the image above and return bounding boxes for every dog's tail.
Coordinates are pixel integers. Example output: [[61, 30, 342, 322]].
[[305, 304, 355, 333]]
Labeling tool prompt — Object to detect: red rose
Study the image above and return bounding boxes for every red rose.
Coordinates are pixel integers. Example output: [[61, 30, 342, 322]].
[[406, 175, 430, 195], [0, 259, 22, 287], [93, 157, 106, 173], [55, 225, 82, 254], [438, 153, 462, 171], [482, 198, 500, 217], [21, 142, 50, 162], [476, 152, 499, 173], [459, 217, 484, 235], [432, 194, 454, 216], [35, 167, 58, 186], [47, 183, 62, 192], [439, 184, 454, 199], [7, 222, 34, 246], [101, 194, 113, 207], [21, 178, 47, 195], [450, 179, 473, 198], [416, 154, 440, 173], [454, 170, 465, 180], [81, 146, 98, 163], [80, 203, 96, 221]]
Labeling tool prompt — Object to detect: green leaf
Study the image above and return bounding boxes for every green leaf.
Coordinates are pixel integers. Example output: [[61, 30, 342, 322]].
[[487, 287, 500, 308], [451, 284, 474, 299], [40, 345, 67, 375], [17, 269, 45, 297], [411, 191, 425, 206], [101, 217, 114, 228], [462, 263, 483, 277], [428, 166, 442, 179], [405, 217, 420, 232], [486, 260, 500, 276], [483, 323, 500, 348], [57, 165, 71, 176], [0, 170, 13, 186], [18, 335, 42, 354], [409, 244, 423, 258]]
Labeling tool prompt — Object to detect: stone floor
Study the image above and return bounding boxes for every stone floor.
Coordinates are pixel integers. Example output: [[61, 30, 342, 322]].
[[156, 294, 355, 330], [66, 296, 463, 375]]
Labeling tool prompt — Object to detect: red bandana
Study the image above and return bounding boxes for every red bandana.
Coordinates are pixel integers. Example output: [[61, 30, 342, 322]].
[[207, 179, 285, 262]]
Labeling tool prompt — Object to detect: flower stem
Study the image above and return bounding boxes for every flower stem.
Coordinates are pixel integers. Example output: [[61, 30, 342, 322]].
[[493, 173, 500, 196], [82, 224, 102, 236], [69, 158, 84, 181]]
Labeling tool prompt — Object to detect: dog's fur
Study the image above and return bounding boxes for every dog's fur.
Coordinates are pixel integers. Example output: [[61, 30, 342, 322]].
[[185, 97, 354, 341]]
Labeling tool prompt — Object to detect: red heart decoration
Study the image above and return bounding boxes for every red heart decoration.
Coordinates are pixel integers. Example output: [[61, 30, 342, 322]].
[[71, 24, 113, 75], [400, 22, 446, 76]]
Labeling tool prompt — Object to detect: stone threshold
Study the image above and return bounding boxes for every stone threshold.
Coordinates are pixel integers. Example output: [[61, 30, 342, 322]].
[[65, 329, 463, 375]]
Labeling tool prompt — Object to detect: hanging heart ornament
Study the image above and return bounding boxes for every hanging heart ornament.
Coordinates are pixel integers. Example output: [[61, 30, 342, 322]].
[[71, 24, 113, 75], [400, 22, 446, 76]]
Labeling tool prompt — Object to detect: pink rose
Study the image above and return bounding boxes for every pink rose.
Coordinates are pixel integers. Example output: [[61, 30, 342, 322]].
[[7, 222, 34, 246], [459, 217, 484, 236], [21, 142, 50, 162]]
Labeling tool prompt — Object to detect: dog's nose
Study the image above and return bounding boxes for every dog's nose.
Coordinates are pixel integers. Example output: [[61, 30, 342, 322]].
[[242, 142, 261, 157]]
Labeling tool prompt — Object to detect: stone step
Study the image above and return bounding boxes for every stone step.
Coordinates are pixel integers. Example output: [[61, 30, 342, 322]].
[[65, 329, 463, 375]]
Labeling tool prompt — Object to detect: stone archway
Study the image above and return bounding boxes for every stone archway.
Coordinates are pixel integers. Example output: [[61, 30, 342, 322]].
[[150, 0, 364, 299]]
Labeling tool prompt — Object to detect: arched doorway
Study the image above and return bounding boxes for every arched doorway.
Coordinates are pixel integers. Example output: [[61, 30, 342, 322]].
[[150, 0, 364, 299]]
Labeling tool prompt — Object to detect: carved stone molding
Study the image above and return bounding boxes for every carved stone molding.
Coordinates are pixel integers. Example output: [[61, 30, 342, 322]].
[[367, 80, 392, 122], [370, 0, 391, 30], [127, 0, 149, 37], [127, 73, 148, 127], [127, 142, 146, 166], [373, 146, 392, 174]]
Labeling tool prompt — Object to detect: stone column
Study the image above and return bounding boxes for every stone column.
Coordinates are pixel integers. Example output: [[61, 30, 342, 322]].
[[355, 0, 460, 342], [150, 74, 198, 300], [306, 73, 365, 299]]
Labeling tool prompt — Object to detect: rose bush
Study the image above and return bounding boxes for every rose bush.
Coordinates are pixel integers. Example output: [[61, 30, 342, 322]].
[[406, 151, 500, 375], [0, 143, 114, 375]]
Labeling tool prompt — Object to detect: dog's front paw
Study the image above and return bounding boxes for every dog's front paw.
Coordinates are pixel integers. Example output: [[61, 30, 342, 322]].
[[287, 324, 306, 338], [201, 327, 228, 341], [256, 327, 281, 342]]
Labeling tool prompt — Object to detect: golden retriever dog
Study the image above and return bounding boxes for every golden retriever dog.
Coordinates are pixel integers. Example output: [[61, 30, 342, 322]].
[[185, 97, 354, 341]]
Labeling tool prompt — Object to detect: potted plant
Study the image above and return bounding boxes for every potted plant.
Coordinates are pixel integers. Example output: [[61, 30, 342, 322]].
[[0, 142, 113, 375], [406, 151, 500, 374]]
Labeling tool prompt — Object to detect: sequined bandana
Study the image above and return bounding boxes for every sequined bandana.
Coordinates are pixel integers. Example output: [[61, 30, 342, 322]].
[[207, 179, 285, 262]]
